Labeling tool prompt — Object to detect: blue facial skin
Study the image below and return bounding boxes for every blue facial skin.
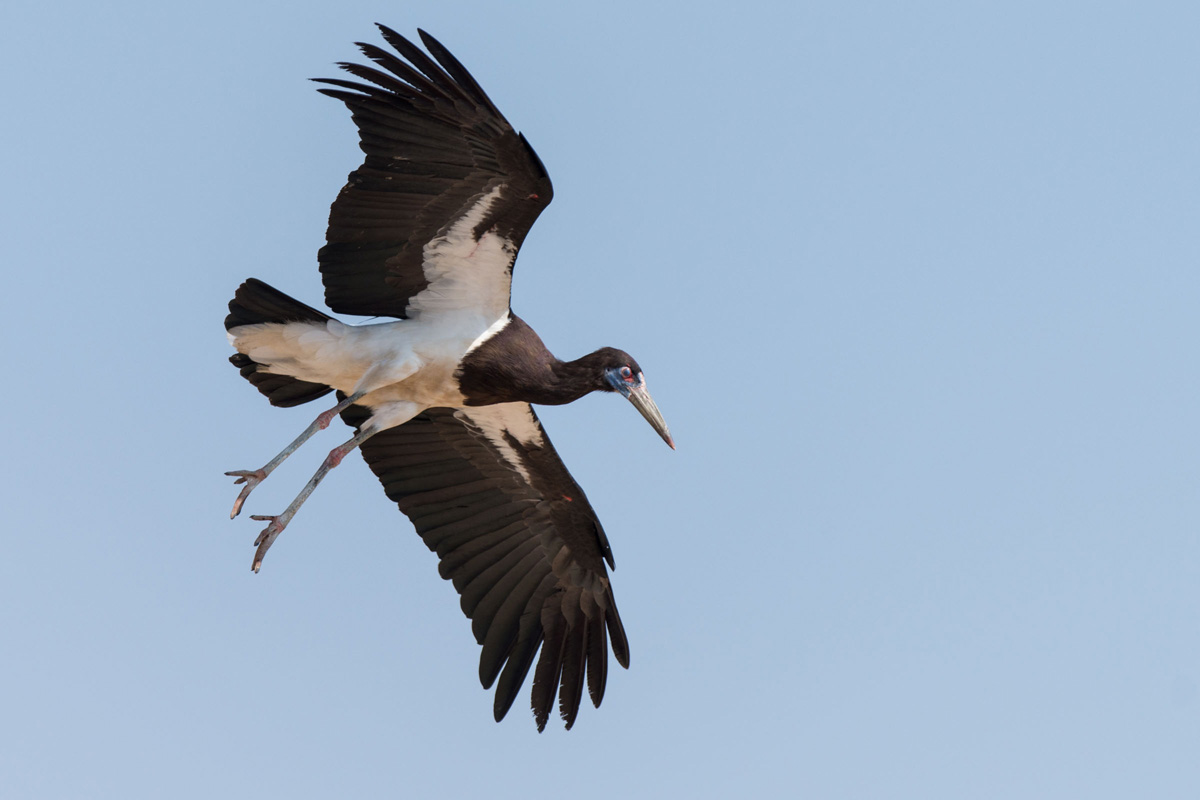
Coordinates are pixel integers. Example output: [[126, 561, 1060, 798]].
[[604, 366, 641, 396]]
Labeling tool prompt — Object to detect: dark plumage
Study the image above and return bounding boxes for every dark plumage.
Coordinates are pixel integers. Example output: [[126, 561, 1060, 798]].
[[458, 316, 642, 406], [223, 26, 671, 731], [313, 28, 553, 319]]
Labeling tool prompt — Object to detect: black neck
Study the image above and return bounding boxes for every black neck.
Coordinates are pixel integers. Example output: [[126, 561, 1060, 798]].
[[457, 316, 614, 406]]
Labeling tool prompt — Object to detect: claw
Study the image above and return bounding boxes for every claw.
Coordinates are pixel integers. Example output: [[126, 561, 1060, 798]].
[[224, 392, 368, 543], [225, 469, 267, 518], [249, 514, 286, 572], [231, 423, 378, 574]]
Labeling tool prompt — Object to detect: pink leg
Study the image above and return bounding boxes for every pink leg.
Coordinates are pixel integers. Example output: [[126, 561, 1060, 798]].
[[225, 390, 365, 519], [247, 426, 377, 572]]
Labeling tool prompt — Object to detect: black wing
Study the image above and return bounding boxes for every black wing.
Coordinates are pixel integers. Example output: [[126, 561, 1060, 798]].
[[314, 27, 554, 319], [341, 402, 629, 730]]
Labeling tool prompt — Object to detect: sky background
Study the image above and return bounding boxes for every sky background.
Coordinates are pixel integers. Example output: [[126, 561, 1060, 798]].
[[3, 1, 1198, 797]]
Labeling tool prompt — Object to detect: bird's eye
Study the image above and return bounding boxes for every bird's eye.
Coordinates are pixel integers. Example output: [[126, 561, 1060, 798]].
[[619, 366, 634, 382]]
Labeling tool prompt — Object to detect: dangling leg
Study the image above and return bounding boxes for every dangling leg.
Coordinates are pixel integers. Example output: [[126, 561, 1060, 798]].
[[238, 399, 419, 572], [248, 424, 380, 572], [225, 390, 366, 518]]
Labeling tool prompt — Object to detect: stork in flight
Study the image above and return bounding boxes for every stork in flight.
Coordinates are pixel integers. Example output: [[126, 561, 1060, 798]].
[[224, 26, 673, 731]]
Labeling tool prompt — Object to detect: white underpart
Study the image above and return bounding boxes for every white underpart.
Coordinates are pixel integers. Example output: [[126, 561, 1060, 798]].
[[227, 187, 519, 429], [455, 403, 544, 485]]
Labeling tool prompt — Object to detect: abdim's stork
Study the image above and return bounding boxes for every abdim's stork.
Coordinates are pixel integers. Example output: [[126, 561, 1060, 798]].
[[224, 26, 672, 731]]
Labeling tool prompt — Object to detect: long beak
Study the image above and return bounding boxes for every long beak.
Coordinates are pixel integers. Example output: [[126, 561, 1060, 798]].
[[626, 382, 675, 450]]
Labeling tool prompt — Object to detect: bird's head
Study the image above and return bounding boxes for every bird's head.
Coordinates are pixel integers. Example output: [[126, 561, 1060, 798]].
[[592, 348, 674, 450]]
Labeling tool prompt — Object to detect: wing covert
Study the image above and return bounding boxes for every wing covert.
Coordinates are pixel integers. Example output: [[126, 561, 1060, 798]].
[[341, 401, 628, 730], [314, 27, 554, 319]]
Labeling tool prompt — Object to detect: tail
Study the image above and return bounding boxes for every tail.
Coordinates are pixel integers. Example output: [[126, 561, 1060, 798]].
[[226, 278, 335, 408]]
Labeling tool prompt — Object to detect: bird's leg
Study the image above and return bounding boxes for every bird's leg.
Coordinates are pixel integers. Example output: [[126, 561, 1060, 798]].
[[225, 390, 366, 518], [248, 425, 379, 572]]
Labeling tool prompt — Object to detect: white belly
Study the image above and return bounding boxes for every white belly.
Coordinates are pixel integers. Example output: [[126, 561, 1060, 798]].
[[227, 313, 499, 412]]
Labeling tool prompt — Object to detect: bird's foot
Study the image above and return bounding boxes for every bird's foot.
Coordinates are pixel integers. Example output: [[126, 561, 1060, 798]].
[[225, 468, 267, 519], [249, 514, 289, 572]]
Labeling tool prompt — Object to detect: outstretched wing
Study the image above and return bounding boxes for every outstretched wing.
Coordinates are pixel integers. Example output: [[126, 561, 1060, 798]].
[[314, 26, 554, 320], [341, 402, 629, 730]]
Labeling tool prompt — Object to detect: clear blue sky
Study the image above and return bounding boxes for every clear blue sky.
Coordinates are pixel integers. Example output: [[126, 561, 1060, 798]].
[[3, 1, 1198, 797]]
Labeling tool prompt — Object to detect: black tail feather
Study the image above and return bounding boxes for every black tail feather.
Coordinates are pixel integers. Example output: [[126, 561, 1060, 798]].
[[225, 278, 332, 330], [226, 278, 335, 408]]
